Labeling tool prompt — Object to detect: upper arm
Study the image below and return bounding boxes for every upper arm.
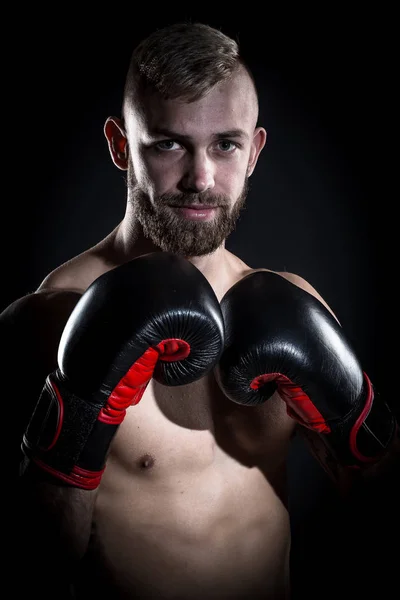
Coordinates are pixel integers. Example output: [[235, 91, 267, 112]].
[[3, 291, 98, 591], [0, 290, 83, 467]]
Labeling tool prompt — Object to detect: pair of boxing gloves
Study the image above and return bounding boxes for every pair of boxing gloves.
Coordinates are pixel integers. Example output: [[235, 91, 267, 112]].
[[21, 252, 396, 490]]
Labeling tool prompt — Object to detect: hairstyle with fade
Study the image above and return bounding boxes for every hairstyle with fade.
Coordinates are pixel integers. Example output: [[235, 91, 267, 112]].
[[122, 21, 258, 117]]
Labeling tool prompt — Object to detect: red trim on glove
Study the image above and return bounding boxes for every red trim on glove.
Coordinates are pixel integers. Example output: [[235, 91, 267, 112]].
[[157, 339, 190, 362], [45, 379, 64, 451], [349, 372, 376, 463], [250, 372, 331, 434], [99, 338, 190, 423], [32, 457, 105, 490]]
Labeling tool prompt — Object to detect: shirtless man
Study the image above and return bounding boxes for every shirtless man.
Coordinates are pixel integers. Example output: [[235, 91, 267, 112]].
[[7, 21, 398, 599]]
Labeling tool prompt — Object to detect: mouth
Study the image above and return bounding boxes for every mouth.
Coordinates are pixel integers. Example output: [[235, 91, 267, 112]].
[[168, 205, 219, 221]]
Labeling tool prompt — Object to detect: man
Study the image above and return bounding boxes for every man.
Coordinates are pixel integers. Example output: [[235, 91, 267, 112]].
[[6, 21, 398, 599]]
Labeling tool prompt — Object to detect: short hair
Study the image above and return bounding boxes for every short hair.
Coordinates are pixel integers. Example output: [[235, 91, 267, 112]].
[[122, 21, 257, 115]]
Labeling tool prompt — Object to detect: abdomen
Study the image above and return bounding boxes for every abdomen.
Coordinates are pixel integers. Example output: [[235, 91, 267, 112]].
[[82, 449, 291, 599]]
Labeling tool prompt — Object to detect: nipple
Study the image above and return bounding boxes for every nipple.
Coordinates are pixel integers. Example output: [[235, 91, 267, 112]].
[[138, 453, 155, 470]]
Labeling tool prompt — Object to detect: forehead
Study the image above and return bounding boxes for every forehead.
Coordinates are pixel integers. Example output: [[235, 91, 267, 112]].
[[127, 69, 258, 139]]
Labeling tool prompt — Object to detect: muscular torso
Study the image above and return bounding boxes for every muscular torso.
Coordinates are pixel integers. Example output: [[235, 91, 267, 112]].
[[15, 243, 297, 599], [81, 375, 294, 599]]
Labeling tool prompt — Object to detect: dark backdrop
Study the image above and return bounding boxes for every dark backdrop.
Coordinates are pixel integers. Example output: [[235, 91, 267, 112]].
[[4, 8, 392, 598]]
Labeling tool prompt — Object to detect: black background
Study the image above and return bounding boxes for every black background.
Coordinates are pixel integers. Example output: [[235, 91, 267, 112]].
[[4, 6, 394, 598]]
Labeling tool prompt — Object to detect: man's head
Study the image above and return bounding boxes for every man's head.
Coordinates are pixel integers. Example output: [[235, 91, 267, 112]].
[[104, 22, 267, 257]]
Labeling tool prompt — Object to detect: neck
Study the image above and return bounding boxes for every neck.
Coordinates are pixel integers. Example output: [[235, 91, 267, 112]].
[[183, 248, 231, 299], [110, 213, 233, 300]]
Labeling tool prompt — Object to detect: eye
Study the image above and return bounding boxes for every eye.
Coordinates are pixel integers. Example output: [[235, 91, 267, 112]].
[[217, 140, 238, 152], [154, 140, 181, 151]]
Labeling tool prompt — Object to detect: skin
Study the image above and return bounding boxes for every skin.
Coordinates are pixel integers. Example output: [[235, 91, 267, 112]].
[[13, 65, 360, 599], [103, 65, 266, 289]]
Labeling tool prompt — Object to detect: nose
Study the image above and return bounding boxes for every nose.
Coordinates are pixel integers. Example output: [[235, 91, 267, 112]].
[[180, 151, 215, 193]]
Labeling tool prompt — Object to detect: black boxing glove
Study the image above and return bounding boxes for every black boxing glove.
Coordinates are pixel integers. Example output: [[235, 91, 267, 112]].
[[21, 252, 224, 489], [215, 271, 397, 467]]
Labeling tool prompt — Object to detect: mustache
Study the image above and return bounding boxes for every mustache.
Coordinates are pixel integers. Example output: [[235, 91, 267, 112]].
[[158, 192, 230, 208]]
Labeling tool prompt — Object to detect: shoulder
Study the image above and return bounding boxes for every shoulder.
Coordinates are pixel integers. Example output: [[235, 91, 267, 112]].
[[1, 289, 83, 382], [224, 252, 340, 323], [37, 250, 113, 294], [0, 288, 83, 367], [248, 268, 340, 323], [249, 267, 322, 298], [1, 288, 83, 325], [1, 230, 125, 349]]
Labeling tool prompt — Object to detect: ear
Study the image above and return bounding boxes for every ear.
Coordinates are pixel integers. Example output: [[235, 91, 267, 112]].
[[247, 127, 267, 177], [104, 116, 129, 170]]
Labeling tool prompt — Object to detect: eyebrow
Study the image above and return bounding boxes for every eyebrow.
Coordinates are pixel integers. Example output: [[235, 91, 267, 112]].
[[148, 127, 249, 141]]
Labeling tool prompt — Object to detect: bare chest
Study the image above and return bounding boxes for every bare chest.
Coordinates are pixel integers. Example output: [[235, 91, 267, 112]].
[[90, 375, 294, 597], [107, 373, 295, 486]]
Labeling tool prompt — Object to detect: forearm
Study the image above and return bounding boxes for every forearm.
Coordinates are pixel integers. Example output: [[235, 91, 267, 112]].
[[350, 429, 400, 498], [298, 421, 400, 498], [18, 461, 97, 596]]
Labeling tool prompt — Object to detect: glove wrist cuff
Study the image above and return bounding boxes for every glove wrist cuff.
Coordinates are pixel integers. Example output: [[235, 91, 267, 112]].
[[21, 372, 114, 489], [349, 372, 397, 464]]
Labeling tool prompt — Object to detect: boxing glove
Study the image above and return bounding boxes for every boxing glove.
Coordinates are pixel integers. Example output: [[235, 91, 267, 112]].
[[215, 271, 396, 467], [21, 252, 224, 489]]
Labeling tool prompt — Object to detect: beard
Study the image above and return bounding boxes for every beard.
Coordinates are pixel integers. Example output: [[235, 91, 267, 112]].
[[127, 167, 249, 257]]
